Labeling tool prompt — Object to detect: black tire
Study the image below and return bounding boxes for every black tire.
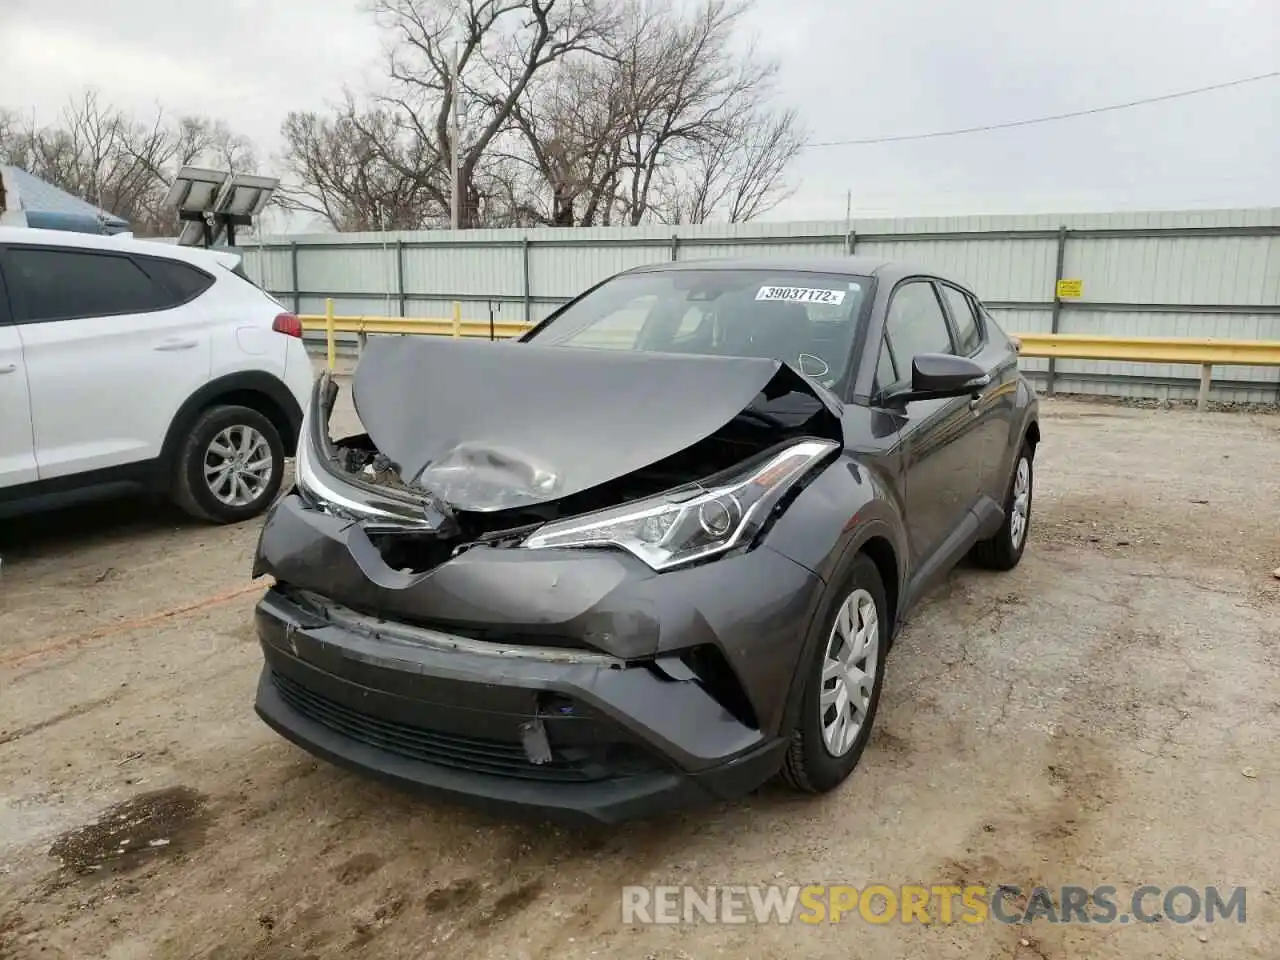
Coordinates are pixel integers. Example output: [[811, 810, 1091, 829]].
[[971, 440, 1034, 571], [171, 404, 284, 524], [780, 553, 890, 793]]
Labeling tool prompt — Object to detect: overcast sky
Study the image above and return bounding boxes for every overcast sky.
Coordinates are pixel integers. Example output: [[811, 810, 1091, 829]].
[[2, 0, 1277, 226]]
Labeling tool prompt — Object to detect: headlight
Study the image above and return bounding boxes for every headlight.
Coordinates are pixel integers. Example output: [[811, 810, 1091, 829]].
[[521, 440, 837, 570]]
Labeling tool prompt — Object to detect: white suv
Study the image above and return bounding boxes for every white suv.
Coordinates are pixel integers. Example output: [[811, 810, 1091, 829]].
[[0, 227, 314, 524]]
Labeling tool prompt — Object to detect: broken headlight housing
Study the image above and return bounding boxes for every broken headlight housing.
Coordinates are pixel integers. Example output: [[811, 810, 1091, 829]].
[[295, 392, 435, 529], [521, 440, 837, 571]]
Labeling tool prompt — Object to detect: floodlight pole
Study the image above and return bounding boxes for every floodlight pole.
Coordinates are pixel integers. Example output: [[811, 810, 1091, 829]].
[[169, 167, 276, 248], [450, 41, 461, 231]]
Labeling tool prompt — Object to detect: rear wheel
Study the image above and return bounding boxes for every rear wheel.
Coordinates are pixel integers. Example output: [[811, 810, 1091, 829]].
[[781, 554, 889, 793], [171, 405, 284, 524], [972, 441, 1033, 570]]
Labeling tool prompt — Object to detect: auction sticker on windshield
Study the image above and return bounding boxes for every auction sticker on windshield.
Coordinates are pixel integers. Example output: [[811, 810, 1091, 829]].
[[756, 286, 847, 305]]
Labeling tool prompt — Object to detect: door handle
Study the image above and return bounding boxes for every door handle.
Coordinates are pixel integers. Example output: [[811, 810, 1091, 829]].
[[968, 393, 984, 412], [0, 362, 16, 374], [154, 339, 198, 352]]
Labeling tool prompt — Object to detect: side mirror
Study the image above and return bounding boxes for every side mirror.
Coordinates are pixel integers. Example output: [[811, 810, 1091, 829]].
[[887, 353, 990, 404]]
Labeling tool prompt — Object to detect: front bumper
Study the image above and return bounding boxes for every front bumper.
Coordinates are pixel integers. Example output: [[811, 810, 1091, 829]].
[[254, 493, 824, 732], [254, 587, 790, 824]]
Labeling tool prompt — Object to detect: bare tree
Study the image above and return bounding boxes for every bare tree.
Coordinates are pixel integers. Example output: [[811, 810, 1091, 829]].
[[171, 116, 256, 173], [9, 4, 804, 234], [655, 103, 802, 224], [606, 0, 773, 225], [280, 101, 445, 230], [4, 3, 802, 234], [279, 0, 616, 230], [497, 0, 801, 227], [0, 109, 28, 166], [373, 0, 615, 226], [504, 58, 629, 225], [281, 0, 803, 230], [0, 90, 259, 236]]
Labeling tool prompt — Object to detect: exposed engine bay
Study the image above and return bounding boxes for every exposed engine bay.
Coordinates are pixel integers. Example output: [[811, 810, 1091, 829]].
[[310, 384, 839, 574], [296, 336, 843, 577]]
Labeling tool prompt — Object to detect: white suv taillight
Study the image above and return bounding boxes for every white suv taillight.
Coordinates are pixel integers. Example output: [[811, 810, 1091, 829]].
[[272, 313, 303, 338]]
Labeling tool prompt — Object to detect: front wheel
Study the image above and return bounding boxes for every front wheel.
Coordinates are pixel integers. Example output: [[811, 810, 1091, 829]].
[[780, 554, 889, 794], [171, 405, 284, 524], [972, 441, 1033, 571]]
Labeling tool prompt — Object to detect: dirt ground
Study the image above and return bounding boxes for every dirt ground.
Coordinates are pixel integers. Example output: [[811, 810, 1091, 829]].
[[2, 390, 1279, 960]]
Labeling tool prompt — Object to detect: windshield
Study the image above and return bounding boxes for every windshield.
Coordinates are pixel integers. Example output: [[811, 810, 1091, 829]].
[[526, 269, 873, 393]]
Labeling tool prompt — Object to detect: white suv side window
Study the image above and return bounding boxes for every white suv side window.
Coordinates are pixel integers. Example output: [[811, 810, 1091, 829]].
[[138, 258, 216, 305], [8, 248, 164, 323]]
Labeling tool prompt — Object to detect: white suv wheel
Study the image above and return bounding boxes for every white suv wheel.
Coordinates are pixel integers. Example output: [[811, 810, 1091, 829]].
[[172, 405, 284, 524]]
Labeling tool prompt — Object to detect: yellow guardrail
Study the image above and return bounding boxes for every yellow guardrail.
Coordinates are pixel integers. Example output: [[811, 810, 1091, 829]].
[[304, 312, 533, 340], [300, 299, 1280, 411], [1012, 333, 1280, 408], [1013, 333, 1280, 366]]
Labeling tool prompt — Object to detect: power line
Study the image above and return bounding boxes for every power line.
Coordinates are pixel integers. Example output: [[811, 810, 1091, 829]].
[[805, 70, 1280, 149]]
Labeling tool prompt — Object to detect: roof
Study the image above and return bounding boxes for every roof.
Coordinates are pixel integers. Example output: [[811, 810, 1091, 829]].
[[0, 225, 242, 273], [0, 166, 131, 233], [625, 255, 911, 278], [621, 255, 969, 293]]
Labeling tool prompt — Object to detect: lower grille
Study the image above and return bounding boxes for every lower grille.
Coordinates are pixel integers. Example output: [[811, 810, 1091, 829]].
[[270, 671, 652, 783]]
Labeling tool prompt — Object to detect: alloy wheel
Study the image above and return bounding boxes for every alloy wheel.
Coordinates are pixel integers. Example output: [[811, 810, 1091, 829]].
[[204, 425, 274, 507]]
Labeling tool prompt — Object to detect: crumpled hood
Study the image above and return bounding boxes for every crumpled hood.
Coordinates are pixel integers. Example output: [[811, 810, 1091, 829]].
[[351, 336, 841, 512]]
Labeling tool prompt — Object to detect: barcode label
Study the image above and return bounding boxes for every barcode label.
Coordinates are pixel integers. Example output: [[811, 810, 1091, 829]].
[[755, 286, 847, 305]]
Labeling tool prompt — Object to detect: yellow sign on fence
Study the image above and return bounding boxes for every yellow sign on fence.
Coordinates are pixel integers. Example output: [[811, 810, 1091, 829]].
[[1056, 278, 1084, 299]]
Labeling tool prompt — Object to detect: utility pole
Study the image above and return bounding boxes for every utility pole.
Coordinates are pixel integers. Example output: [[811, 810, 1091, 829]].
[[450, 41, 461, 230]]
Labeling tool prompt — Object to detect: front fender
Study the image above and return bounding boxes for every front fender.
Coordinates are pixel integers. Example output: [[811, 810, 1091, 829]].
[[763, 450, 912, 742], [763, 454, 908, 593]]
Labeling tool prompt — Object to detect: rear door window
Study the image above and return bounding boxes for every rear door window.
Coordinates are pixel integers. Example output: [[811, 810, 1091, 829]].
[[6, 248, 169, 323], [939, 284, 983, 356], [137, 257, 215, 305]]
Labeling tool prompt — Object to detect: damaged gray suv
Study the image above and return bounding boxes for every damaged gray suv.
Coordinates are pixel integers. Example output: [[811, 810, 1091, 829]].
[[250, 257, 1040, 823]]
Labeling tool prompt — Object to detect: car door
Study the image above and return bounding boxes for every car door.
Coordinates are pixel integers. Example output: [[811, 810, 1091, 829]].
[[0, 263, 38, 487], [2, 244, 212, 480], [876, 279, 986, 568], [937, 282, 1016, 504]]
